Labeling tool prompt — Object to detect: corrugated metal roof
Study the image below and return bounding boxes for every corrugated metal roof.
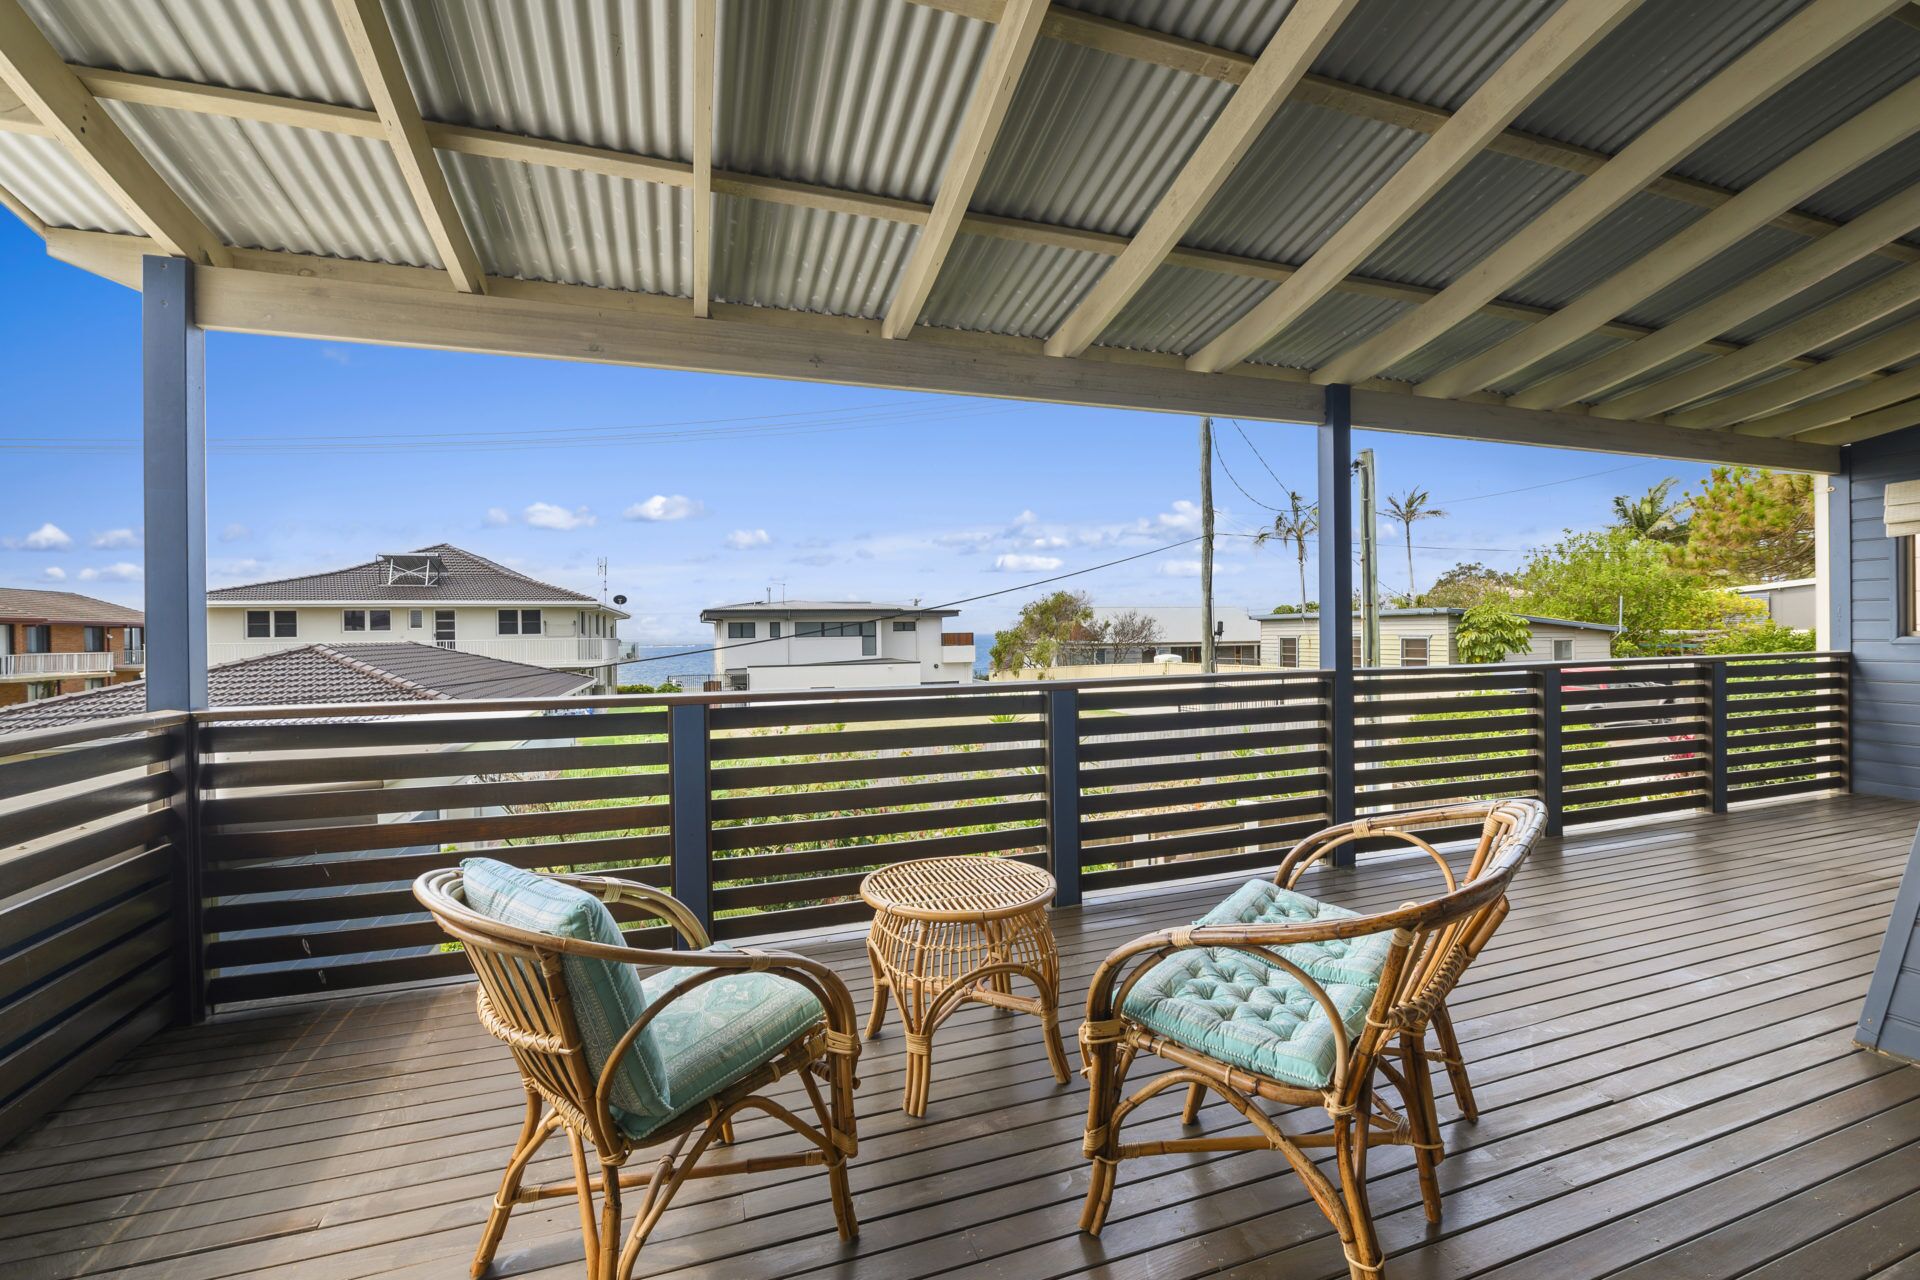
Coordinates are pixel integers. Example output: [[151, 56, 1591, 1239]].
[[1247, 291, 1411, 371], [1622, 224, 1807, 330], [711, 193, 911, 318], [0, 133, 137, 232], [1488, 331, 1626, 397], [1721, 256, 1905, 345], [1377, 311, 1529, 383], [1506, 191, 1705, 312], [920, 234, 1107, 338], [1098, 262, 1273, 355], [1054, 0, 1292, 56], [1355, 150, 1583, 290]]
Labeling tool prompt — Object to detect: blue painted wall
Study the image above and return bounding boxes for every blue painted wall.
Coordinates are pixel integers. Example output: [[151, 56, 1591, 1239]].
[[1841, 425, 1920, 801]]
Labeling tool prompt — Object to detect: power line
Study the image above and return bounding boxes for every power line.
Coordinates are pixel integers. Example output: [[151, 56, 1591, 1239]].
[[1436, 458, 1658, 505]]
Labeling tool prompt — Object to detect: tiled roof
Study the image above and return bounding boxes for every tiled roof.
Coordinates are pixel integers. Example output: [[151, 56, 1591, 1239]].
[[0, 641, 590, 733], [0, 587, 143, 626], [700, 600, 959, 619], [207, 544, 611, 608]]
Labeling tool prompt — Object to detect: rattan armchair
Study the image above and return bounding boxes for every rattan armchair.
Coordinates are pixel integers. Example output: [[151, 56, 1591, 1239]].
[[1077, 799, 1544, 1280], [416, 867, 861, 1280]]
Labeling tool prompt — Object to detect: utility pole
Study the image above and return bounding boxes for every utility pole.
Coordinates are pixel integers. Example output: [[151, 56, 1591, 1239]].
[[1356, 448, 1380, 668], [1199, 416, 1216, 674]]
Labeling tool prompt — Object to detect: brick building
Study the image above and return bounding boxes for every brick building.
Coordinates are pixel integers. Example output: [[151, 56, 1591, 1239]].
[[0, 588, 144, 707]]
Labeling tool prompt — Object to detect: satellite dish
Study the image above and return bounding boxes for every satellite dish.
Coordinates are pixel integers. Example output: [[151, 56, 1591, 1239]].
[[612, 594, 627, 605]]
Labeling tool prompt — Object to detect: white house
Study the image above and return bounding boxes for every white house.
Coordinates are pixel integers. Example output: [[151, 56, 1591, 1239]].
[[1731, 578, 1818, 631], [698, 600, 975, 691], [206, 544, 628, 691], [1258, 608, 1619, 668], [1074, 605, 1263, 667]]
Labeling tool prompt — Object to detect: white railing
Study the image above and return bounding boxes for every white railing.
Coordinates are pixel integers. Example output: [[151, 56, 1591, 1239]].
[[122, 648, 145, 667], [0, 651, 114, 677], [208, 635, 621, 668]]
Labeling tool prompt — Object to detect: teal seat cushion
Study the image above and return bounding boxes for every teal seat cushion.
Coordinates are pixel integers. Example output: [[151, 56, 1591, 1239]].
[[459, 858, 670, 1122], [623, 955, 825, 1140], [1195, 879, 1394, 988], [1123, 947, 1381, 1089]]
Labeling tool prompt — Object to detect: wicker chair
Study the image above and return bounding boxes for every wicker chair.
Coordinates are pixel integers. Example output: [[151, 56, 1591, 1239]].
[[416, 863, 861, 1280], [1077, 799, 1545, 1280]]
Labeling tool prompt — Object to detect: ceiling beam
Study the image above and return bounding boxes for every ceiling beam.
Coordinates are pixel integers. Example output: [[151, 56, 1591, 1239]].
[[331, 0, 485, 294], [1511, 181, 1920, 410], [1797, 395, 1920, 445], [1603, 261, 1920, 425], [883, 0, 1049, 341], [1185, 0, 1643, 375], [1739, 362, 1920, 437], [1415, 75, 1920, 400], [1310, 0, 1905, 387], [1718, 317, 1920, 433], [691, 0, 716, 318], [1043, 0, 1360, 358], [0, 0, 226, 265]]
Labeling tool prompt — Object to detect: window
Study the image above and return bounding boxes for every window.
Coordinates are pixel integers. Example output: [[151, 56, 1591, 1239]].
[[1552, 638, 1574, 662], [246, 610, 270, 638], [83, 626, 107, 652], [1351, 634, 1362, 666], [83, 677, 107, 690], [727, 621, 756, 639], [26, 681, 57, 700], [1276, 636, 1299, 668], [25, 625, 51, 653], [770, 621, 782, 639], [275, 611, 296, 637], [497, 609, 543, 636], [893, 620, 917, 632], [369, 610, 390, 631], [343, 609, 390, 632], [410, 610, 423, 629], [344, 609, 366, 632], [435, 610, 456, 645], [796, 621, 874, 639], [1903, 536, 1919, 637], [1401, 637, 1429, 667]]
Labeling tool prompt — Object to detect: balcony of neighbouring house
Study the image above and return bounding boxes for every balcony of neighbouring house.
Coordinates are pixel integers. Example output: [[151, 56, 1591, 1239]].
[[0, 651, 114, 679], [208, 633, 622, 670]]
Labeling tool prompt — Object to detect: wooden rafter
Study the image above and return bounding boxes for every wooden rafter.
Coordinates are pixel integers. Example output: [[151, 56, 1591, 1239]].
[[1043, 0, 1361, 359], [1603, 261, 1920, 425], [691, 0, 717, 318], [1510, 182, 1920, 411], [1185, 0, 1643, 375], [882, 0, 1049, 341], [1312, 0, 1904, 388], [1416, 76, 1920, 400], [1798, 394, 1920, 444], [0, 0, 225, 265], [332, 0, 485, 294], [1717, 316, 1920, 434], [1740, 363, 1920, 439]]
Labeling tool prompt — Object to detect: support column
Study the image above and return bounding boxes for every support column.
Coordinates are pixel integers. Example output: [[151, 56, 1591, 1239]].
[[142, 256, 207, 712], [1319, 386, 1357, 855], [669, 701, 713, 943]]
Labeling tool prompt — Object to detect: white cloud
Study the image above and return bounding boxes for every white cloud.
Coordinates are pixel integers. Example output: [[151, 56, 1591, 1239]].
[[6, 522, 73, 551], [524, 502, 597, 531], [625, 494, 704, 522], [319, 346, 353, 366], [40, 566, 66, 581], [1159, 558, 1243, 578], [724, 528, 772, 550], [90, 528, 138, 549], [793, 552, 836, 567], [483, 506, 512, 527], [220, 522, 251, 543], [78, 563, 141, 582], [994, 553, 1062, 572], [211, 558, 265, 582], [1154, 500, 1204, 533]]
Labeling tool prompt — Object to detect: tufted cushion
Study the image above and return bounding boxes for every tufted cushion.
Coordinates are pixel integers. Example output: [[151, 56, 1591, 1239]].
[[624, 954, 824, 1139], [1123, 946, 1382, 1089], [459, 859, 671, 1123], [1194, 879, 1395, 988]]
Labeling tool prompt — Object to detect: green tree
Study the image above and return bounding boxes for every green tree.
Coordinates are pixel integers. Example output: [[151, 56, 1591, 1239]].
[[1610, 478, 1689, 545], [1702, 620, 1816, 654], [1254, 491, 1318, 614], [1418, 561, 1520, 609], [1455, 601, 1533, 664], [1382, 488, 1447, 598], [1515, 528, 1762, 656], [990, 590, 1094, 674], [1680, 465, 1814, 582]]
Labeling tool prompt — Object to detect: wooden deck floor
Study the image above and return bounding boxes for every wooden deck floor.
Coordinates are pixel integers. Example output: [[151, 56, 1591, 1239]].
[[5, 794, 1920, 1279]]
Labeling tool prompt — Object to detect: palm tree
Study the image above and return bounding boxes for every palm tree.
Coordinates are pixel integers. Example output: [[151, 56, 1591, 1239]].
[[1383, 488, 1447, 600], [1255, 491, 1318, 614], [1611, 478, 1689, 545]]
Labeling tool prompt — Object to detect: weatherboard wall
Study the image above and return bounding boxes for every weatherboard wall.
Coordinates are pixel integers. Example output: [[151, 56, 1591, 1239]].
[[1843, 424, 1920, 802]]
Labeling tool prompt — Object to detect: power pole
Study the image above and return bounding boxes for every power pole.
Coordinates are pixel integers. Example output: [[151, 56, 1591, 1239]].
[[1199, 415, 1216, 674], [1356, 448, 1380, 667]]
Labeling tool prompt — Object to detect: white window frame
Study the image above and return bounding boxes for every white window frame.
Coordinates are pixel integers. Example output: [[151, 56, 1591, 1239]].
[[1552, 638, 1574, 661], [1401, 637, 1429, 667]]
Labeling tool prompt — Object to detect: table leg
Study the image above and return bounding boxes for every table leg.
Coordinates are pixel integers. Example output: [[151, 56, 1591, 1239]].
[[863, 942, 890, 1040]]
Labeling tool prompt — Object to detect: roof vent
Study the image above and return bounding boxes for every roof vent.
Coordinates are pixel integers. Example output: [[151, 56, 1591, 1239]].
[[379, 553, 445, 587]]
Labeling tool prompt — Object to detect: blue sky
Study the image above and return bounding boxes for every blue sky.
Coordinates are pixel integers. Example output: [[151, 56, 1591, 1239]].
[[0, 211, 1711, 641]]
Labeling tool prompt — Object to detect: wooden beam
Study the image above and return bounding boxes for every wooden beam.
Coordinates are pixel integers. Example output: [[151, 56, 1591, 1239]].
[[883, 0, 1048, 340], [0, 176, 45, 237], [691, 0, 716, 318], [331, 0, 485, 294], [1511, 181, 1920, 410], [1043, 0, 1361, 359], [1797, 394, 1920, 445], [1739, 363, 1920, 438], [123, 240, 1831, 470], [1605, 261, 1920, 425], [1721, 317, 1920, 434], [1415, 75, 1920, 399], [1311, 0, 1904, 387], [1185, 0, 1643, 375], [0, 0, 226, 264]]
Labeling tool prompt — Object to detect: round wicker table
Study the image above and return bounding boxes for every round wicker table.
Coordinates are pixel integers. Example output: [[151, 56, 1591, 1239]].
[[860, 855, 1070, 1116]]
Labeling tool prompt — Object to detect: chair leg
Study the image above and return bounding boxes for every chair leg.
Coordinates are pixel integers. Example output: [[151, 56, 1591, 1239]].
[[472, 1089, 552, 1278], [1401, 1035, 1444, 1223], [1335, 1101, 1384, 1280], [1432, 1002, 1477, 1122], [567, 1131, 601, 1280], [1078, 1043, 1134, 1236], [1180, 1082, 1205, 1126], [599, 1162, 624, 1280]]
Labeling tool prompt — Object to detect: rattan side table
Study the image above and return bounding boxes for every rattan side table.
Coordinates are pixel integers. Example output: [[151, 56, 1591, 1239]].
[[859, 855, 1071, 1116]]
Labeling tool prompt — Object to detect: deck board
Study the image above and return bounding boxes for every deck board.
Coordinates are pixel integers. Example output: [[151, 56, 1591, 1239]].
[[4, 794, 1919, 1279]]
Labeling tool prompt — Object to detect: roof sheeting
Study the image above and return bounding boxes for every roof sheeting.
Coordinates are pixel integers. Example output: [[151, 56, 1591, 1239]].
[[0, 587, 143, 625]]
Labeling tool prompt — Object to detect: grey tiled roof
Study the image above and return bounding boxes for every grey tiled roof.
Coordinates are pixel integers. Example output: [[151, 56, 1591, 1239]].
[[0, 587, 144, 626], [207, 544, 606, 607], [0, 641, 590, 733], [700, 600, 959, 619]]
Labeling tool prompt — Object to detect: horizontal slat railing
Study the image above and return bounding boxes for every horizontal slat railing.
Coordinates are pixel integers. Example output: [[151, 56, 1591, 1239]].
[[0, 713, 183, 1148], [0, 651, 1840, 1016]]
